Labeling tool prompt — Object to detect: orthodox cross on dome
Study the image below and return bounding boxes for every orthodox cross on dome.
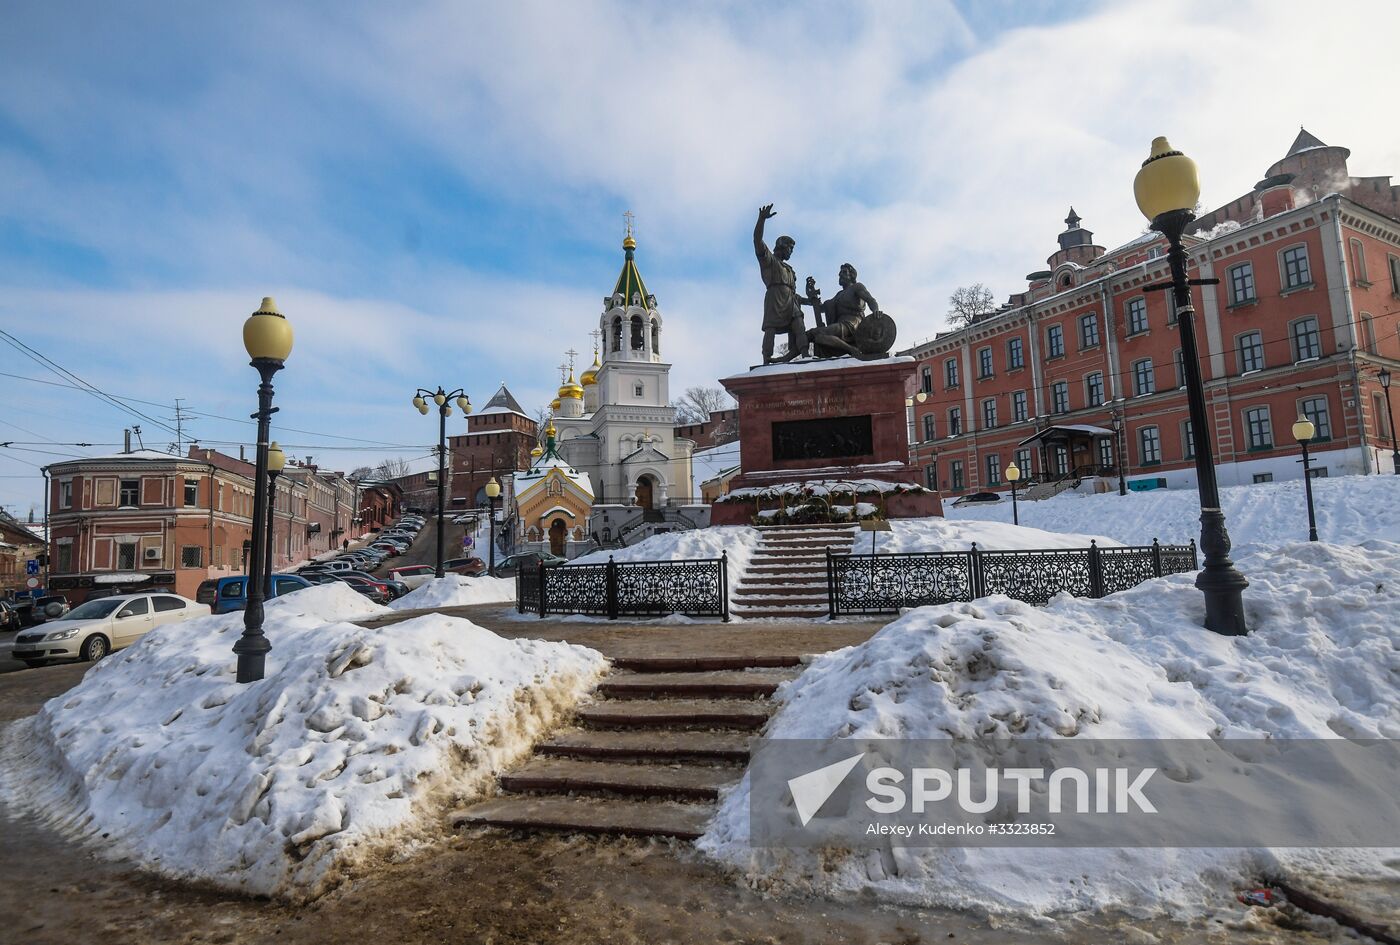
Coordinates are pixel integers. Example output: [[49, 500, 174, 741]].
[[557, 361, 568, 384], [588, 328, 602, 353], [623, 210, 635, 241], [565, 348, 579, 374]]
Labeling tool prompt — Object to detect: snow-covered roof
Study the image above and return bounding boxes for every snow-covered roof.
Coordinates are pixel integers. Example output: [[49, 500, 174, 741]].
[[475, 384, 529, 418], [93, 572, 155, 585], [1017, 424, 1113, 447], [692, 442, 740, 484], [724, 354, 914, 382], [514, 458, 593, 500]]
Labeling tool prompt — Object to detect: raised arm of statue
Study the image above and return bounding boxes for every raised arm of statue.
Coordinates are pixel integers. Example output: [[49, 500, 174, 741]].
[[754, 204, 777, 258]]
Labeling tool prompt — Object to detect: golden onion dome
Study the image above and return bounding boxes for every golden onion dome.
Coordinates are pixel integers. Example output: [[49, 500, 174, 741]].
[[550, 396, 561, 411], [580, 351, 600, 387], [558, 369, 584, 400], [530, 445, 543, 459]]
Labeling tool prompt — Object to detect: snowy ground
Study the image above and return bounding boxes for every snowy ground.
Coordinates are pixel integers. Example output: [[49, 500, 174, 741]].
[[700, 539, 1400, 917], [950, 474, 1400, 553], [572, 526, 763, 608], [389, 575, 516, 611], [0, 584, 606, 900]]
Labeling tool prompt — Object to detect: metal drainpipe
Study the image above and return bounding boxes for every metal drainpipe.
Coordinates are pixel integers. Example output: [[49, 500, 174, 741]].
[[1327, 197, 1369, 474], [41, 467, 49, 587]]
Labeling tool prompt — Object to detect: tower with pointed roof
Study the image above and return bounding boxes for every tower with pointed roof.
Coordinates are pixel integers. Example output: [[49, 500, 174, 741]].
[[446, 382, 540, 509], [544, 220, 696, 525]]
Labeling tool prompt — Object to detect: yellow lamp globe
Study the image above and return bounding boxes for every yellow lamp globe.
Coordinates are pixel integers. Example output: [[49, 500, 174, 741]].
[[266, 441, 286, 472], [412, 395, 428, 414], [1005, 462, 1021, 483], [484, 477, 501, 499], [1133, 137, 1201, 222], [243, 297, 294, 362], [433, 391, 446, 407], [1292, 414, 1316, 443], [456, 396, 471, 414]]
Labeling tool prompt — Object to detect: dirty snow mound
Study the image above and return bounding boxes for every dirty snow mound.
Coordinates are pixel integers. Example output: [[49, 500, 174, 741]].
[[700, 541, 1400, 916], [389, 575, 515, 610], [0, 583, 606, 899]]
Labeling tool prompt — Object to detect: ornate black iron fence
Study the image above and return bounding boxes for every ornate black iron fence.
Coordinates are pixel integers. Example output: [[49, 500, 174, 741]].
[[516, 554, 729, 621], [828, 539, 1196, 616]]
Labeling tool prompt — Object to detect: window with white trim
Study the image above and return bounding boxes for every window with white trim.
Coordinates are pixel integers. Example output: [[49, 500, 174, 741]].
[[1051, 380, 1069, 414], [950, 460, 965, 491], [1011, 390, 1028, 423], [1245, 406, 1273, 450], [1007, 337, 1024, 369], [1350, 238, 1368, 283], [982, 398, 997, 429], [1281, 245, 1311, 289], [119, 479, 139, 507], [920, 366, 932, 393], [1300, 396, 1331, 441], [945, 358, 959, 388], [1098, 438, 1113, 468], [922, 414, 935, 441], [1237, 331, 1264, 373], [947, 407, 962, 436], [1182, 419, 1196, 459], [1227, 262, 1256, 305], [1079, 312, 1099, 348], [1291, 317, 1321, 361], [977, 347, 993, 378], [1125, 297, 1148, 335], [1046, 324, 1065, 358], [1085, 372, 1104, 407], [1015, 448, 1032, 476], [1132, 358, 1155, 396], [985, 453, 1001, 486], [59, 479, 73, 509], [1138, 426, 1161, 464]]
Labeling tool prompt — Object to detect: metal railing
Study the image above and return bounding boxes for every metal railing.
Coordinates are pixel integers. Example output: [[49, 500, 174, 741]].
[[516, 553, 729, 621], [828, 539, 1196, 616]]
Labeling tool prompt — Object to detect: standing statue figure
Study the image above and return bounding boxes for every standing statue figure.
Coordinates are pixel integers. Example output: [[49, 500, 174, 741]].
[[804, 264, 882, 358], [754, 204, 809, 364]]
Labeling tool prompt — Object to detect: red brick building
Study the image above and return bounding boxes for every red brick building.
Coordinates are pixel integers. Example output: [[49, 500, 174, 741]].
[[675, 408, 739, 449], [904, 130, 1400, 499], [447, 384, 537, 509]]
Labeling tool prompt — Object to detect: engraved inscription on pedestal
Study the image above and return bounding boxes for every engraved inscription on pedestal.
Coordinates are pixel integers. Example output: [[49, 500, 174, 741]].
[[772, 416, 873, 462]]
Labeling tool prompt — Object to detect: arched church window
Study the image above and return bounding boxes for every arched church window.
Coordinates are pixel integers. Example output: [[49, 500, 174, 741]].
[[651, 319, 660, 355], [630, 315, 644, 350], [611, 316, 623, 352]]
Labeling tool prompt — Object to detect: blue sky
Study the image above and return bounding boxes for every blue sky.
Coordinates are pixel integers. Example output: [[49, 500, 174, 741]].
[[1, 0, 1394, 515]]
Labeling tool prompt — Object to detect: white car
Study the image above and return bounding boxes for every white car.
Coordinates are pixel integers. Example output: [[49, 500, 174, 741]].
[[11, 592, 212, 665]]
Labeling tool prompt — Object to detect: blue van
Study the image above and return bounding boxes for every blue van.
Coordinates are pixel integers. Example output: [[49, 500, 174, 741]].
[[195, 574, 313, 614]]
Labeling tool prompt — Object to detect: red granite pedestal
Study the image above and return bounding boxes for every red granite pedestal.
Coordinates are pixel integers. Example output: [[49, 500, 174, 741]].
[[712, 357, 943, 526]]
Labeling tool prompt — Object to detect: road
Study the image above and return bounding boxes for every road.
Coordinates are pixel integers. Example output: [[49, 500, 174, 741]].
[[370, 514, 470, 575]]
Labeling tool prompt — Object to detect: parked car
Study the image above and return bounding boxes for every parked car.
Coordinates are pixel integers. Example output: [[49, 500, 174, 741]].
[[334, 570, 407, 599], [12, 592, 211, 665], [368, 542, 403, 556], [194, 574, 314, 614], [492, 551, 568, 577], [0, 600, 21, 632], [951, 491, 1002, 507], [388, 564, 437, 589], [334, 575, 392, 604], [441, 556, 488, 577], [308, 559, 357, 574], [16, 594, 71, 627]]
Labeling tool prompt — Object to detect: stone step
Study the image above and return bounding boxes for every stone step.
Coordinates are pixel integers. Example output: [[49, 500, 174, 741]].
[[610, 654, 803, 672], [757, 524, 859, 533], [452, 796, 712, 840], [733, 583, 828, 597], [599, 669, 797, 697], [499, 758, 740, 801], [731, 605, 829, 618], [732, 593, 827, 606], [759, 536, 853, 546], [538, 729, 754, 762], [578, 698, 772, 730]]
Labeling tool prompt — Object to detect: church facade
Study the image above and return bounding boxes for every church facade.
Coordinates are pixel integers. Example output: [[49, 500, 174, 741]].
[[550, 232, 697, 522]]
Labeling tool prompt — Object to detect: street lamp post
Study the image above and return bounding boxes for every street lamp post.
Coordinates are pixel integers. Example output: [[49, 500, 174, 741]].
[[234, 298, 293, 684], [263, 441, 285, 597], [1111, 408, 1128, 496], [413, 387, 472, 578], [1134, 137, 1248, 635], [485, 477, 502, 574], [1005, 461, 1021, 526], [1292, 415, 1319, 542], [1380, 367, 1399, 475]]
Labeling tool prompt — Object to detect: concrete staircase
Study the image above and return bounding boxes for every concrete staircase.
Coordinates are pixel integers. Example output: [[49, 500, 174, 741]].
[[729, 523, 858, 619], [451, 655, 801, 840]]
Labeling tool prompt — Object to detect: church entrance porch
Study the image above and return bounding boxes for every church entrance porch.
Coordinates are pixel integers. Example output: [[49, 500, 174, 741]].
[[633, 475, 656, 511]]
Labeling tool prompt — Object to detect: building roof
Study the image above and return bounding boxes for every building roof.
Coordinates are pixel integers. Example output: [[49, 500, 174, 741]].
[[612, 236, 651, 307], [477, 384, 528, 417], [1285, 127, 1328, 156]]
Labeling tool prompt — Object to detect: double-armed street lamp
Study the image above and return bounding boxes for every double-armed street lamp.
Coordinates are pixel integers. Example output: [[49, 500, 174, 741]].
[[1134, 137, 1249, 635], [413, 387, 472, 578], [484, 476, 502, 574], [234, 298, 293, 684], [263, 441, 285, 596], [1292, 415, 1320, 542], [1005, 461, 1022, 526], [1380, 367, 1399, 475]]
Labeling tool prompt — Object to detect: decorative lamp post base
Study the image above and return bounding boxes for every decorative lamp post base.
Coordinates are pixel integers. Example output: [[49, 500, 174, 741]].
[[1195, 507, 1248, 635]]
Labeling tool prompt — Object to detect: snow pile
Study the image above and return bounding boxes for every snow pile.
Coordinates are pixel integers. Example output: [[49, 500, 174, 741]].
[[573, 526, 761, 607], [950, 474, 1400, 553], [700, 540, 1400, 916], [389, 575, 515, 611], [876, 517, 1119, 554], [0, 583, 606, 900], [719, 477, 927, 503]]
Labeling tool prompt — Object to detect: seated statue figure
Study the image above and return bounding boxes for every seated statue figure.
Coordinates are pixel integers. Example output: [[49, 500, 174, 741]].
[[804, 264, 879, 358]]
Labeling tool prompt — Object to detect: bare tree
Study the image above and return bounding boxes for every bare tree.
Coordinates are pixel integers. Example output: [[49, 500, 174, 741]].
[[947, 283, 996, 327], [347, 465, 373, 481], [670, 386, 734, 424], [374, 457, 412, 480]]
